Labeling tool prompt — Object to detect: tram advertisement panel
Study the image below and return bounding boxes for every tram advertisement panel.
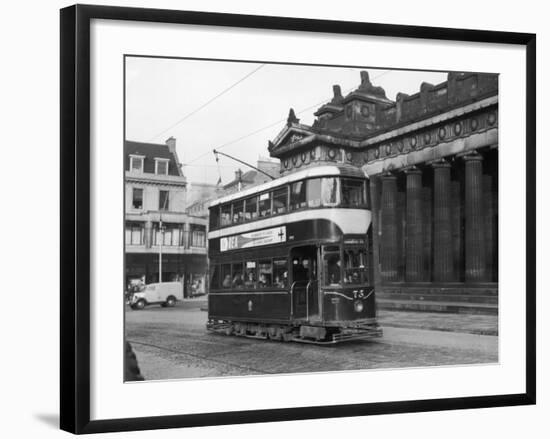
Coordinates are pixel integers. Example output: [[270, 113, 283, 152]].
[[220, 226, 286, 251]]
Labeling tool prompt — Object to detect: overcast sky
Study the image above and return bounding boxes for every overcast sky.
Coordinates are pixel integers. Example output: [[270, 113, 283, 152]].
[[125, 57, 448, 186]]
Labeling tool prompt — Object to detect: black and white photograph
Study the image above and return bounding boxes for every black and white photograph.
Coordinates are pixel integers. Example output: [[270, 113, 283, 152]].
[[1, 0, 543, 437], [123, 57, 500, 381]]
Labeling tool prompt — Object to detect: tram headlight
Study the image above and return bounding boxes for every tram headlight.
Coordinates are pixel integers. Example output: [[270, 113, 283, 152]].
[[354, 300, 364, 313]]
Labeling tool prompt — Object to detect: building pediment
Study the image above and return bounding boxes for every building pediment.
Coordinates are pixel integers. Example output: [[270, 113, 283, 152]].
[[268, 124, 315, 155]]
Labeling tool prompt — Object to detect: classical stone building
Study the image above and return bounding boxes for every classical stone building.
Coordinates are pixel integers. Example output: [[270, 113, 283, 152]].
[[268, 71, 498, 314], [125, 138, 208, 296]]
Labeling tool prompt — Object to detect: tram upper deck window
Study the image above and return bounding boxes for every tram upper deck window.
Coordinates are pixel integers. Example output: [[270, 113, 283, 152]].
[[209, 206, 219, 229], [272, 186, 288, 214], [232, 200, 244, 224], [220, 204, 232, 226], [321, 177, 340, 206], [343, 247, 367, 284], [307, 178, 322, 207], [259, 192, 272, 217], [244, 196, 258, 220], [342, 178, 367, 207], [290, 181, 307, 210]]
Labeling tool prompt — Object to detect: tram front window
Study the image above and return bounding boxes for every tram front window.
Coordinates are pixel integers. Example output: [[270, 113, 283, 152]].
[[321, 177, 340, 206], [343, 247, 367, 284], [342, 179, 367, 207]]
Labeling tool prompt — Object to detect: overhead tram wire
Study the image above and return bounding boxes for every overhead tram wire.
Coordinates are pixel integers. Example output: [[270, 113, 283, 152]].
[[147, 64, 266, 142], [181, 69, 392, 166]]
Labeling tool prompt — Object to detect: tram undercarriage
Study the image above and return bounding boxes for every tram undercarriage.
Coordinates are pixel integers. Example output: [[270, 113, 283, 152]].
[[206, 319, 382, 345]]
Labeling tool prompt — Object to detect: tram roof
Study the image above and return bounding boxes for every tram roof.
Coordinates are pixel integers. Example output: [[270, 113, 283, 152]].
[[210, 165, 367, 207]]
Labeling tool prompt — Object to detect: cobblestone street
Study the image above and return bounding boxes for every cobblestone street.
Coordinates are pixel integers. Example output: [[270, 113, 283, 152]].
[[125, 299, 498, 381]]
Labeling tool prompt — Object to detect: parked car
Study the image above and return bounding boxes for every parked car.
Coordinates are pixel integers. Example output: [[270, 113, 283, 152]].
[[130, 282, 183, 310]]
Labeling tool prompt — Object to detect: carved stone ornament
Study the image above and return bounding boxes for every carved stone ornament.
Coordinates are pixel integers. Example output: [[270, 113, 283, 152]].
[[454, 122, 462, 135], [410, 136, 417, 149], [424, 132, 431, 144], [470, 118, 479, 131], [438, 126, 447, 140]]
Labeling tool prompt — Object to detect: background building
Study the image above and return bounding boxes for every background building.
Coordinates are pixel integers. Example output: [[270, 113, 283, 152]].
[[222, 157, 280, 194], [125, 138, 208, 297], [268, 71, 498, 314]]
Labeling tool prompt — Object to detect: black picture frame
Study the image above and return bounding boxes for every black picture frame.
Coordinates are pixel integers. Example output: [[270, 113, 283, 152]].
[[60, 4, 536, 434]]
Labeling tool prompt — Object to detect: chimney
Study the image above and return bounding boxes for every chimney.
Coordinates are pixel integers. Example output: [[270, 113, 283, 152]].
[[165, 137, 176, 153]]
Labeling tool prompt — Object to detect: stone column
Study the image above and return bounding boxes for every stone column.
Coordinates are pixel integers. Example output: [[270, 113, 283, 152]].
[[369, 177, 382, 288], [380, 174, 398, 281], [432, 161, 453, 282], [483, 174, 494, 281], [397, 191, 406, 281], [422, 187, 432, 281], [405, 167, 424, 282], [464, 153, 486, 282], [451, 181, 463, 281]]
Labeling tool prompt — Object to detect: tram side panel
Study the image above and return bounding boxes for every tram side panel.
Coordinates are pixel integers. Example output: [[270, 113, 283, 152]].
[[208, 291, 291, 324], [207, 240, 292, 324]]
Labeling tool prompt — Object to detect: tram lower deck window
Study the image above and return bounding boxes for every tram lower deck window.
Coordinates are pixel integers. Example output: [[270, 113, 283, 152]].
[[323, 248, 341, 286], [258, 260, 272, 287], [273, 259, 288, 288]]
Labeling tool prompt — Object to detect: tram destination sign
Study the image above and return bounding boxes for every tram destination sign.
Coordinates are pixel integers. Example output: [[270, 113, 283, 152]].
[[220, 226, 287, 252]]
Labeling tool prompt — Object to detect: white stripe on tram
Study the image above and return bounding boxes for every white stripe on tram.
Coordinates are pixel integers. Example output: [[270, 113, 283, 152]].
[[208, 208, 371, 239]]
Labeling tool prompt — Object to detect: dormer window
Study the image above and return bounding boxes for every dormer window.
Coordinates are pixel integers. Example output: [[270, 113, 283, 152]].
[[155, 158, 170, 175], [129, 155, 145, 173]]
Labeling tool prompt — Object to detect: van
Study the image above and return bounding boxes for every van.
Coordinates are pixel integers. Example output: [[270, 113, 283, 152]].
[[130, 282, 183, 310]]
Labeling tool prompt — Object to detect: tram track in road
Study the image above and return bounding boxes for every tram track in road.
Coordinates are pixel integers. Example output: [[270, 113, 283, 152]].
[[128, 339, 273, 375]]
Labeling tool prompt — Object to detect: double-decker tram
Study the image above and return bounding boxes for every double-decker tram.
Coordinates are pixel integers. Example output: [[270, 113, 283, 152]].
[[206, 165, 382, 344]]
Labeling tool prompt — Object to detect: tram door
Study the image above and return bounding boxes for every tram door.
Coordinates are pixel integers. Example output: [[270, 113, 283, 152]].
[[290, 245, 320, 321]]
